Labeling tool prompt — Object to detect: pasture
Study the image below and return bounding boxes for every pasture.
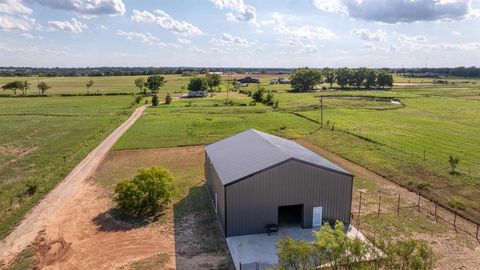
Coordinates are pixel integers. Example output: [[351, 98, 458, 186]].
[[116, 84, 480, 223], [0, 95, 137, 239]]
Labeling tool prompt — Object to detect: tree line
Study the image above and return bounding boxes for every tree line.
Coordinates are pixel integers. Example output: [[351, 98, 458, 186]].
[[290, 67, 393, 92]]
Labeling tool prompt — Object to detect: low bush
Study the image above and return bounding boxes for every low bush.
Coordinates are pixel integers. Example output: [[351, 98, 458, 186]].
[[114, 167, 174, 217]]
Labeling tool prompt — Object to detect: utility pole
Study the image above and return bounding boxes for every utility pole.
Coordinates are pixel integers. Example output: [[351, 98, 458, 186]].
[[320, 95, 324, 127]]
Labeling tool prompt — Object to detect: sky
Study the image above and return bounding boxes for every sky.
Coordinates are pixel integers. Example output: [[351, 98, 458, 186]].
[[0, 0, 480, 68]]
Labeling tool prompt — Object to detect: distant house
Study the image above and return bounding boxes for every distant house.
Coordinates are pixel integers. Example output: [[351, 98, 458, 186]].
[[187, 90, 207, 97], [208, 71, 224, 75], [270, 79, 278, 84], [205, 129, 354, 237], [278, 78, 291, 84], [237, 76, 260, 84]]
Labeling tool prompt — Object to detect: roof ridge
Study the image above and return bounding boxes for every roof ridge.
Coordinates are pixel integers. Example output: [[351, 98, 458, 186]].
[[250, 129, 293, 159]]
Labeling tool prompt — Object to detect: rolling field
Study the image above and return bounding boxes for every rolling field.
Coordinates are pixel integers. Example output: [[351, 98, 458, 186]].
[[0, 95, 137, 239]]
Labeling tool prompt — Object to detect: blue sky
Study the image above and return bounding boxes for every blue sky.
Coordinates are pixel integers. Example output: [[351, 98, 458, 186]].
[[1, 0, 479, 67]]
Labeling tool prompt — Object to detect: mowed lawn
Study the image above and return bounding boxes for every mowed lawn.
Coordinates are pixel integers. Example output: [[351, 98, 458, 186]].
[[0, 95, 136, 239]]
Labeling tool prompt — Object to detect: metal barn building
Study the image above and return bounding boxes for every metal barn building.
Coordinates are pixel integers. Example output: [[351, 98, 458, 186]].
[[205, 129, 354, 237]]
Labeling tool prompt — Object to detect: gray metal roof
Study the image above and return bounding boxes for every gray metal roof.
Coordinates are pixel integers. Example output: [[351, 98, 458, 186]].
[[205, 129, 352, 186]]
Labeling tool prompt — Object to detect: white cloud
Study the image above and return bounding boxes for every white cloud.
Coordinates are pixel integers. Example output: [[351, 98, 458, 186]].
[[131, 9, 202, 37], [189, 46, 206, 54], [0, 42, 67, 55], [25, 0, 126, 17], [351, 28, 387, 42], [313, 0, 479, 23], [211, 33, 253, 47], [210, 0, 256, 22], [312, 0, 347, 15], [48, 18, 87, 33], [451, 30, 461, 36], [0, 0, 32, 15], [96, 24, 108, 30], [398, 34, 428, 43], [0, 14, 38, 31], [117, 30, 166, 46], [21, 32, 34, 38], [177, 38, 191, 44]]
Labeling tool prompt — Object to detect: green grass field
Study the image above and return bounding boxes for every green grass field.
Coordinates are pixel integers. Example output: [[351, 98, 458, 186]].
[[0, 95, 137, 239], [115, 84, 480, 223]]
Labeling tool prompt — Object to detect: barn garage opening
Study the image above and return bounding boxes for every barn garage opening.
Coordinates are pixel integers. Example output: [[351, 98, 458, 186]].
[[278, 204, 303, 229]]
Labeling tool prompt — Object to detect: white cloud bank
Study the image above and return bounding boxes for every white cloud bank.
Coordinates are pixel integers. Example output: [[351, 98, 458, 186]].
[[117, 30, 167, 46], [210, 0, 256, 22], [313, 0, 479, 23], [131, 9, 202, 37], [48, 18, 87, 33], [351, 28, 387, 42], [26, 0, 126, 17]]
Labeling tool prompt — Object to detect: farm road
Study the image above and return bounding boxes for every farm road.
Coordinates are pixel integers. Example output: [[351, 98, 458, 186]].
[[0, 105, 147, 264]]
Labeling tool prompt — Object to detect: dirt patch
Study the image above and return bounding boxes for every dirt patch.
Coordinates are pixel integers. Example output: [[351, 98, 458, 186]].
[[0, 145, 33, 156]]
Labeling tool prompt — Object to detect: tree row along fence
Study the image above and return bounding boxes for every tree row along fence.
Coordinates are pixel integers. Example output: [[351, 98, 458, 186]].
[[350, 189, 480, 241]]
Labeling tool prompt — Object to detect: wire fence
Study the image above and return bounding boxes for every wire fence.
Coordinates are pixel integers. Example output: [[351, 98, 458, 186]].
[[350, 189, 480, 241], [239, 261, 275, 270]]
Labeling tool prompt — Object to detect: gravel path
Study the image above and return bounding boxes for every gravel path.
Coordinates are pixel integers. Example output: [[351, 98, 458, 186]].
[[0, 105, 146, 264]]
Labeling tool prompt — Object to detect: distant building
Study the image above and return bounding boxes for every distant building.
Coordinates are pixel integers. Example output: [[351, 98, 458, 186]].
[[208, 71, 224, 75], [278, 78, 291, 84], [187, 90, 207, 97], [237, 76, 260, 84]]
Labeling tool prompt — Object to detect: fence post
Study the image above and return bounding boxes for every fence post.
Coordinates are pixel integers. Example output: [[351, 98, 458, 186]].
[[377, 195, 381, 218], [358, 191, 363, 227], [397, 194, 401, 216], [454, 212, 457, 229], [418, 193, 421, 212], [434, 201, 438, 222]]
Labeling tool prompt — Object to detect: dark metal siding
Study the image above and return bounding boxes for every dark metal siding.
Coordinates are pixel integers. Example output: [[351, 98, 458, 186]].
[[205, 153, 226, 234], [225, 160, 353, 237]]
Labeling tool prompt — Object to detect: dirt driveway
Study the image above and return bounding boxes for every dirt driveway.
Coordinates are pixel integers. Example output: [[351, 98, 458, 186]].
[[0, 105, 147, 266]]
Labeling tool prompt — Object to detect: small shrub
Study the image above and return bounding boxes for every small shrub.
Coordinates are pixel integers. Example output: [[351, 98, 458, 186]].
[[249, 101, 256, 106], [115, 167, 174, 217], [224, 99, 234, 106], [263, 92, 274, 106], [151, 95, 159, 106], [238, 103, 247, 106], [280, 124, 287, 130], [165, 92, 172, 104], [24, 179, 38, 197], [416, 181, 431, 191], [134, 95, 143, 104], [273, 99, 279, 109], [448, 155, 460, 174], [448, 198, 466, 210], [213, 103, 219, 107], [321, 86, 327, 90], [252, 88, 265, 102]]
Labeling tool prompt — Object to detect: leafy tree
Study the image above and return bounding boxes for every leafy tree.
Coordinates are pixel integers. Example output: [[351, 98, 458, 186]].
[[188, 77, 208, 92], [448, 155, 460, 174], [1, 80, 23, 95], [134, 77, 146, 95], [146, 75, 166, 93], [323, 68, 336, 88], [352, 68, 367, 88], [86, 79, 94, 94], [382, 240, 434, 270], [365, 69, 377, 89], [114, 167, 174, 216], [36, 81, 51, 95], [335, 68, 351, 89], [205, 73, 222, 91], [277, 238, 314, 270], [20, 81, 30, 96], [290, 67, 322, 92], [377, 71, 394, 89], [152, 94, 159, 106], [252, 87, 265, 102], [165, 92, 172, 104]]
